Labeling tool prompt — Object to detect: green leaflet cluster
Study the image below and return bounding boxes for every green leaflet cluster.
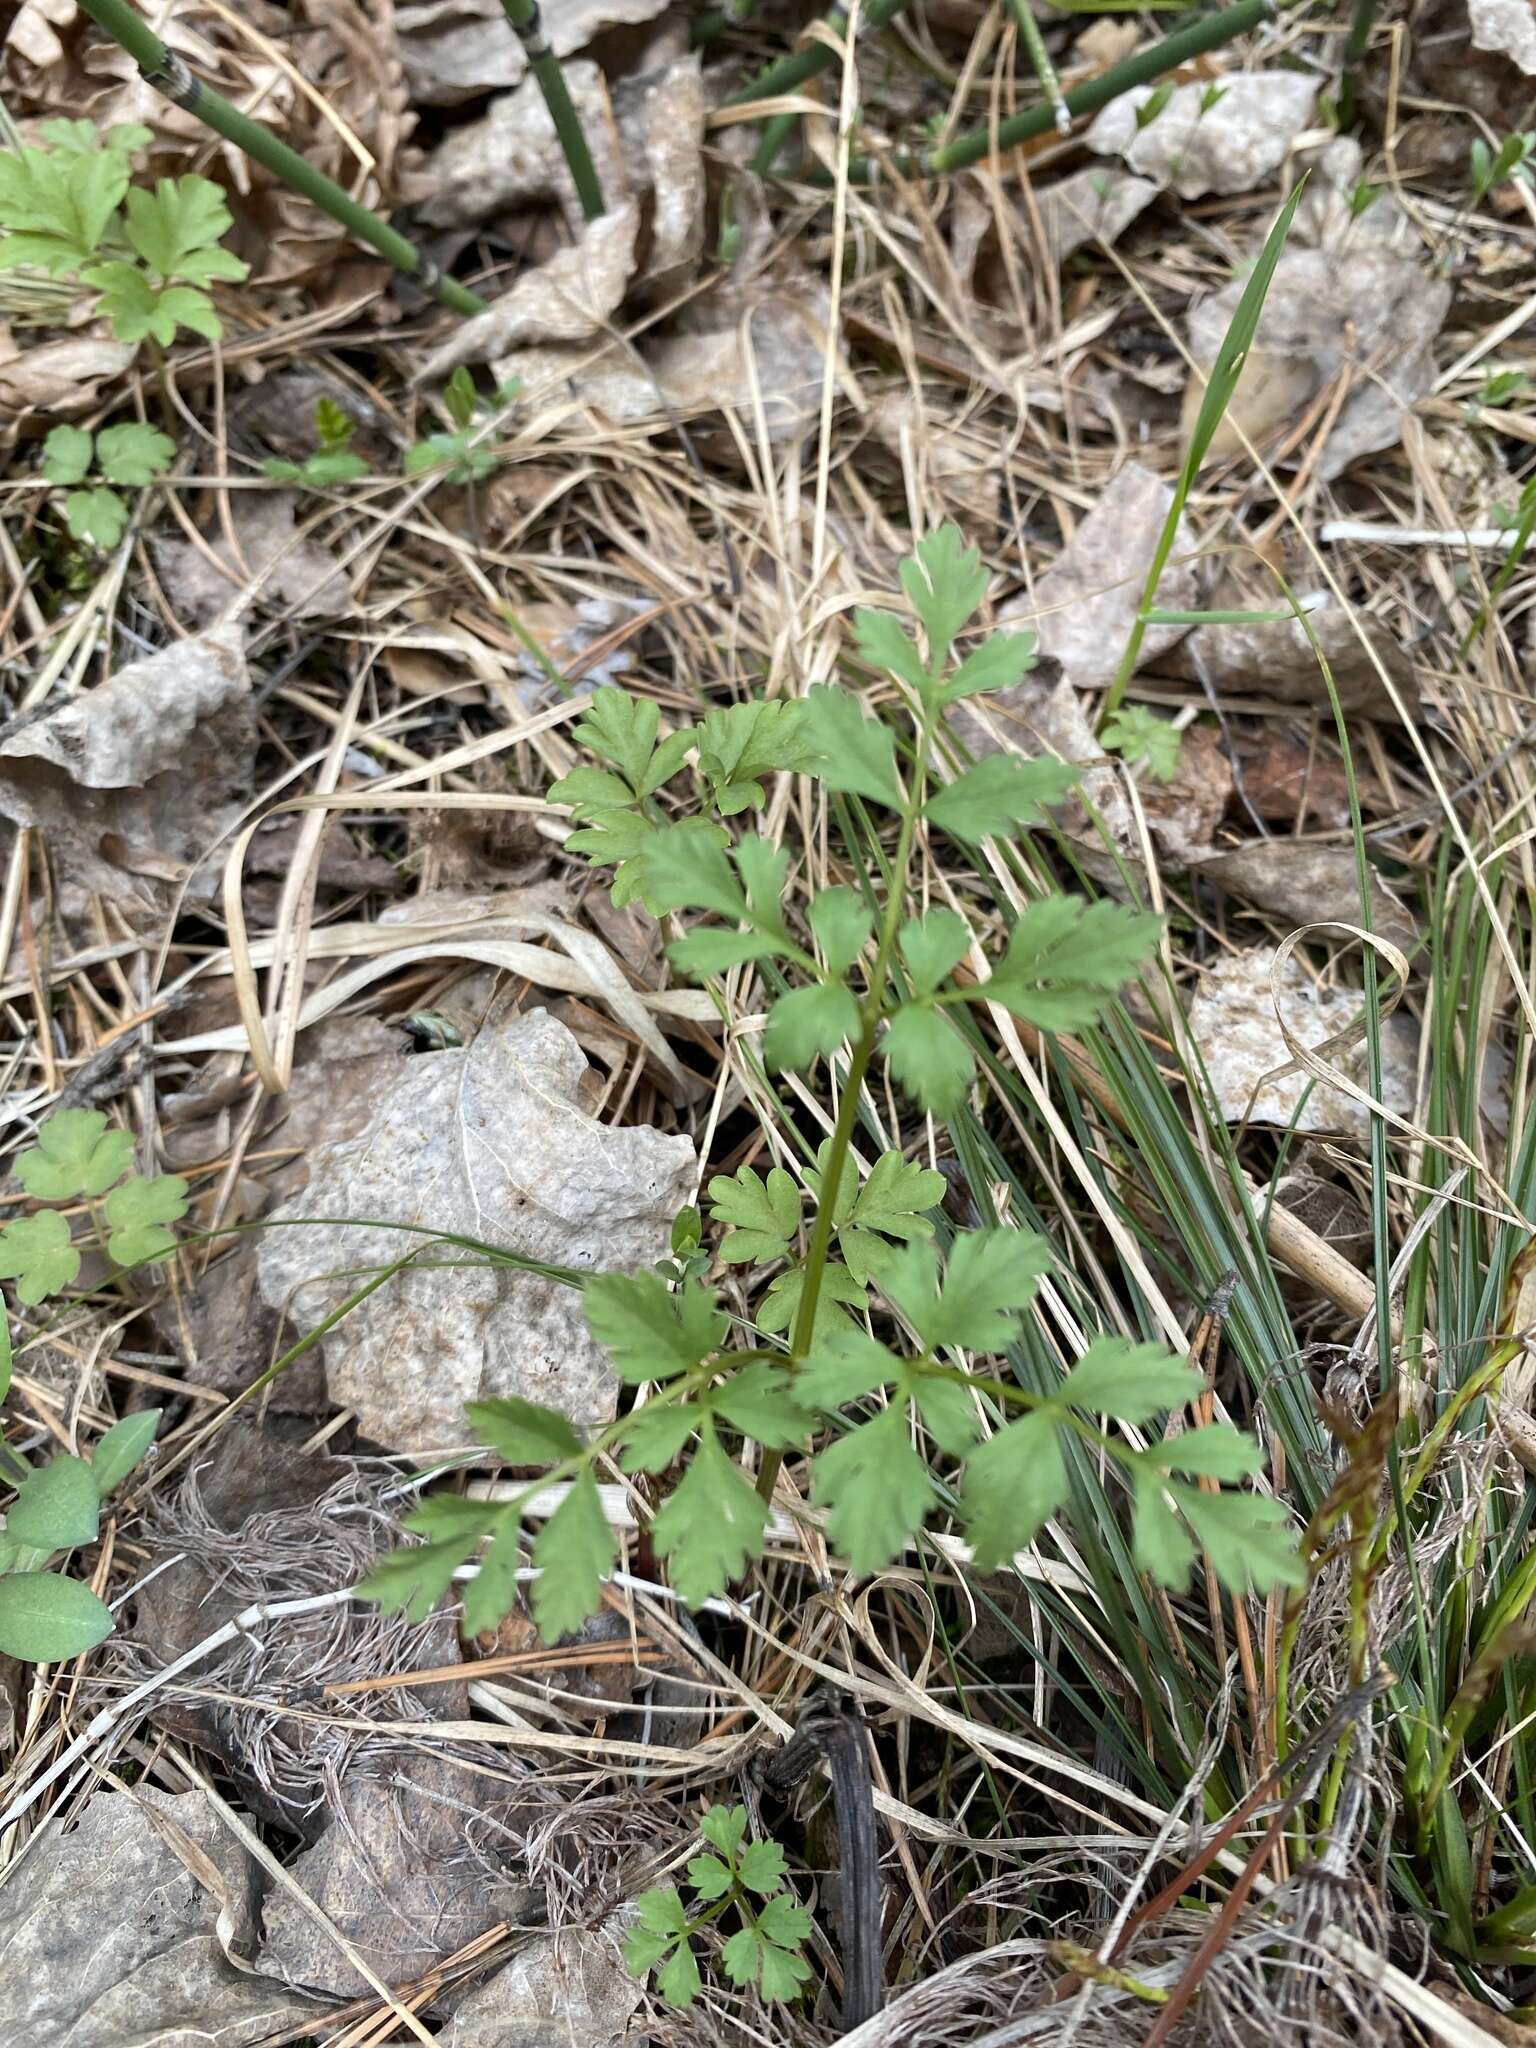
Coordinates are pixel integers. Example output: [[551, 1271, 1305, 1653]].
[[362, 526, 1303, 1649], [0, 1111, 178, 1660], [41, 419, 175, 549], [0, 120, 248, 345], [625, 1804, 812, 2008]]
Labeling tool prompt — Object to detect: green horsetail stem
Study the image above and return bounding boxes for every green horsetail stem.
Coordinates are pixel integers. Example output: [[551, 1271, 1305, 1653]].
[[71, 0, 487, 315], [817, 0, 1277, 183], [724, 0, 914, 109], [497, 0, 607, 221], [1006, 0, 1070, 136]]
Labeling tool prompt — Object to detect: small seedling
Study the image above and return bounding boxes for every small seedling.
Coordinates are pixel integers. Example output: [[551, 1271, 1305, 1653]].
[[1134, 81, 1175, 131], [263, 397, 370, 487], [1470, 131, 1535, 205], [0, 1108, 186, 1662], [1102, 704, 1182, 782], [625, 1805, 812, 2008], [0, 122, 248, 346], [1348, 178, 1384, 220], [405, 367, 519, 485], [1466, 368, 1530, 421], [41, 419, 175, 549]]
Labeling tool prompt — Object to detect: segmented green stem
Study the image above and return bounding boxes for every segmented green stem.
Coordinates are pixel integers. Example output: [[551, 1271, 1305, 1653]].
[[497, 0, 607, 222], [1004, 0, 1069, 136], [818, 0, 1274, 184], [71, 0, 487, 316], [725, 0, 913, 109]]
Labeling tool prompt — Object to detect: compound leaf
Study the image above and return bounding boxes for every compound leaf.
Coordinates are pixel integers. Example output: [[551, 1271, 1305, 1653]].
[[1057, 1338, 1201, 1423], [707, 1163, 800, 1264], [94, 420, 175, 486], [466, 1394, 583, 1466], [925, 755, 1076, 841]]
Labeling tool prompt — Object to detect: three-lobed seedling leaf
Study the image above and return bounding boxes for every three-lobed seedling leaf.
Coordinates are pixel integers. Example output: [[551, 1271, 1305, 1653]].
[[406, 368, 519, 484], [41, 421, 175, 550]]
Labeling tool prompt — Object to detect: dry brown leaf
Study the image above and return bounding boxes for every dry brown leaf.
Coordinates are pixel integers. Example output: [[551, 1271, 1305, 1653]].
[[152, 492, 354, 629], [1200, 840, 1417, 953], [408, 58, 625, 236], [0, 1785, 314, 2043], [1187, 947, 1416, 1137], [1087, 73, 1318, 199], [394, 0, 671, 104], [1000, 461, 1198, 693], [1185, 245, 1451, 479], [499, 287, 833, 440], [1230, 731, 1359, 831], [419, 201, 639, 379], [255, 1006, 696, 1451], [619, 51, 706, 293], [0, 328, 136, 437], [0, 624, 254, 929]]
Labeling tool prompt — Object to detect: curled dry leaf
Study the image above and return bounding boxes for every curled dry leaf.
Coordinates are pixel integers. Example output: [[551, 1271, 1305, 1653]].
[[256, 1006, 697, 1452], [0, 329, 136, 440], [418, 201, 639, 379], [257, 1755, 536, 1998], [394, 0, 672, 104], [409, 57, 626, 237], [1087, 73, 1318, 200], [1198, 840, 1417, 955], [443, 1927, 644, 2047], [0, 1786, 313, 2043], [1031, 166, 1161, 263], [411, 52, 704, 287], [1187, 946, 1417, 1138], [999, 460, 1199, 693], [497, 286, 834, 442], [1185, 245, 1451, 479], [1470, 0, 1536, 72], [0, 624, 255, 930], [152, 492, 354, 630]]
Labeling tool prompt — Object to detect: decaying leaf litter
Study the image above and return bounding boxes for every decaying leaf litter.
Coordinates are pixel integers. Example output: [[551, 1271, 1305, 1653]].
[[1, 0, 1535, 2040]]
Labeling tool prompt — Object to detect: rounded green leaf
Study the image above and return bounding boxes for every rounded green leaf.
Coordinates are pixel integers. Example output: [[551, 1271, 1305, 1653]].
[[8, 1453, 101, 1550], [0, 1572, 113, 1661], [90, 1410, 161, 1497]]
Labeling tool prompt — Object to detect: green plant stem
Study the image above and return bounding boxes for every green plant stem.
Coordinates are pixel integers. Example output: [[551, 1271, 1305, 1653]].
[[1005, 0, 1069, 136], [751, 111, 802, 178], [818, 0, 1275, 184], [70, 0, 486, 316], [725, 0, 913, 109], [756, 699, 938, 1503], [692, 0, 757, 44], [497, 0, 606, 221], [1337, 0, 1377, 130]]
